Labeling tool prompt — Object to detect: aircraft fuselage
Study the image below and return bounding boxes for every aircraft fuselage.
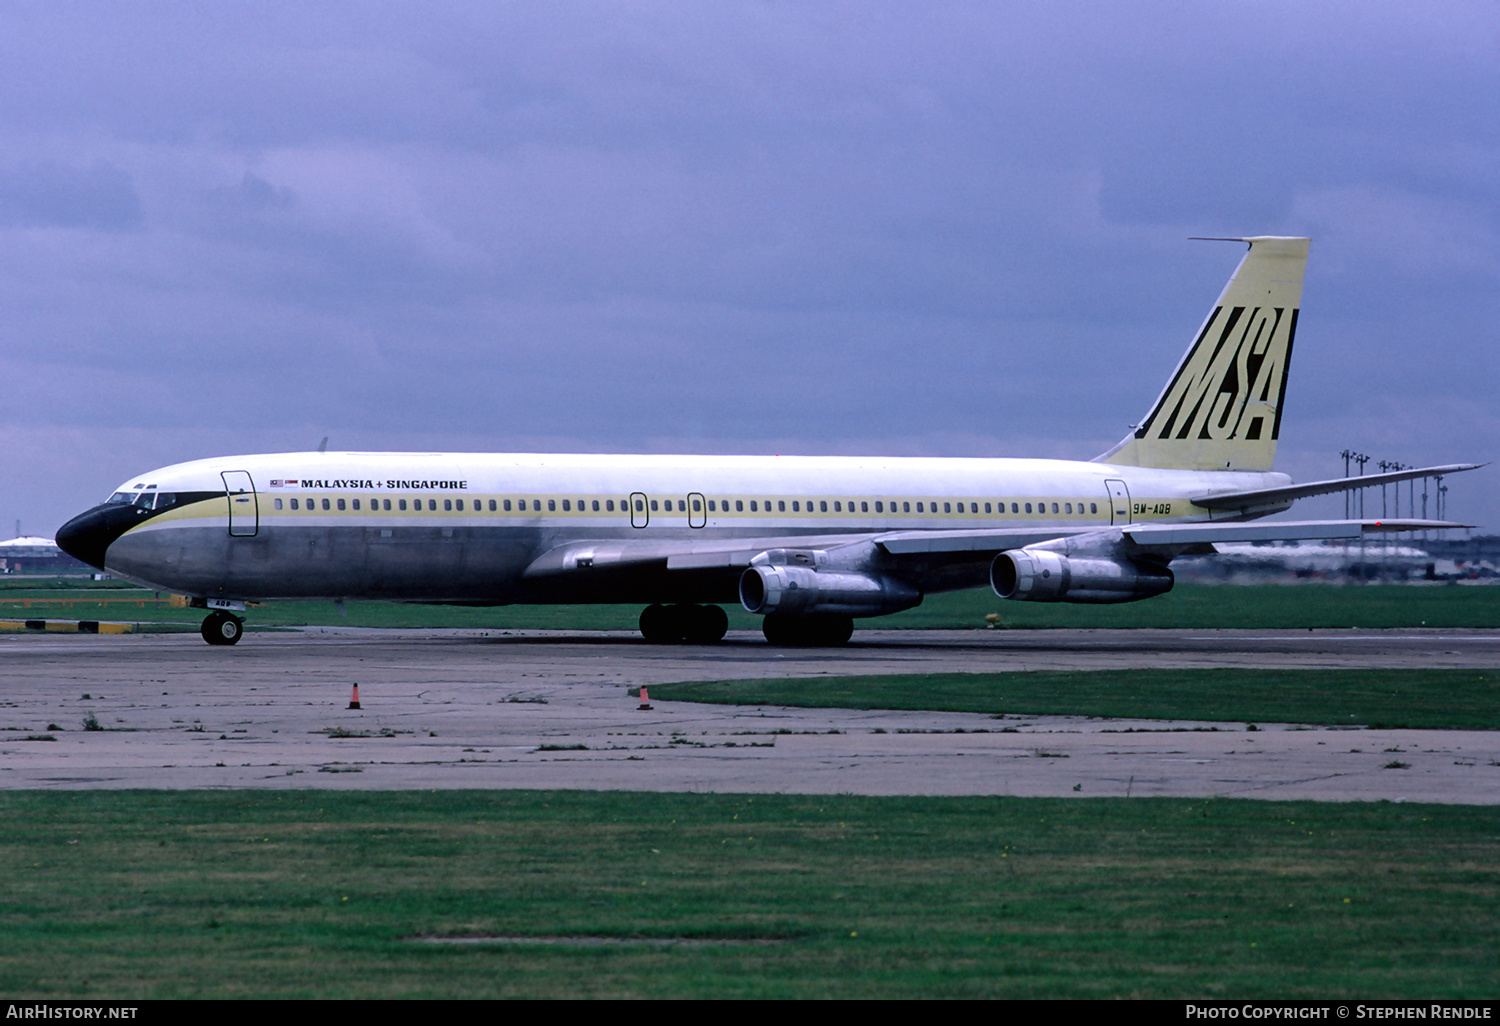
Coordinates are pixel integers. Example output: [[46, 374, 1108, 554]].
[[59, 451, 1287, 605]]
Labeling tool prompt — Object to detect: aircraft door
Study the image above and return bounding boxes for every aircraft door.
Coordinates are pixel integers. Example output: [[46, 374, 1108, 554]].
[[221, 471, 259, 537], [630, 492, 649, 529], [688, 492, 706, 529], [1104, 479, 1131, 525]]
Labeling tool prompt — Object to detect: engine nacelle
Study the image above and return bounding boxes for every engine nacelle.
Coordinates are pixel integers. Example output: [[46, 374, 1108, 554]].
[[990, 548, 1174, 604], [739, 565, 922, 617]]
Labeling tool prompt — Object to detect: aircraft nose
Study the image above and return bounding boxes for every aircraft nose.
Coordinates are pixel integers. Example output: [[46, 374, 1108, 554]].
[[56, 505, 139, 572]]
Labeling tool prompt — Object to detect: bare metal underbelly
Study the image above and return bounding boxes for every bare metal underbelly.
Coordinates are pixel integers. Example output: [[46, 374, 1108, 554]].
[[103, 523, 873, 605]]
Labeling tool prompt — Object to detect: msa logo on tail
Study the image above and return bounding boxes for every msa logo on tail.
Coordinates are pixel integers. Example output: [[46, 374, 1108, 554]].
[[1098, 236, 1308, 473]]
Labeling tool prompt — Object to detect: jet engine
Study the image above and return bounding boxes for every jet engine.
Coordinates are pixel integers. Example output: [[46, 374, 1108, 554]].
[[990, 548, 1173, 604], [739, 565, 922, 617]]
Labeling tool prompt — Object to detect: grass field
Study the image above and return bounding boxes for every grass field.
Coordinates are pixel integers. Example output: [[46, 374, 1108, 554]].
[[3, 576, 1498, 631], [3, 790, 1496, 999], [649, 668, 1500, 729]]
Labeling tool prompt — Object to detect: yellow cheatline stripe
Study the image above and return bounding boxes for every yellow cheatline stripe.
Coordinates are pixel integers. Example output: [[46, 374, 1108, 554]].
[[0, 620, 136, 634]]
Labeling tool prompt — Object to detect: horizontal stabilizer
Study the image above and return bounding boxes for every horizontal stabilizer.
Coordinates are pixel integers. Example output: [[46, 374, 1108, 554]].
[[1191, 463, 1483, 512]]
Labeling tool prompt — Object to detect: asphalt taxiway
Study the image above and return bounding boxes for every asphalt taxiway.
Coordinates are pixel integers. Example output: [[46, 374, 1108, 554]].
[[1, 627, 1496, 802]]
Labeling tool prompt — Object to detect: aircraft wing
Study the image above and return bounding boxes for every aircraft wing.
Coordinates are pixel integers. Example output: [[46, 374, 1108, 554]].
[[877, 518, 1467, 560], [523, 518, 1466, 589], [520, 532, 885, 578]]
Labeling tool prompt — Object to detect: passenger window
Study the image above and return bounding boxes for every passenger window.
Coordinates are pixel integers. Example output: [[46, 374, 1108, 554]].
[[943, 502, 951, 513], [605, 500, 613, 512], [289, 498, 299, 511], [562, 499, 570, 511], [821, 501, 829, 512], [1052, 503, 1059, 514], [273, 498, 283, 510], [1025, 503, 1032, 513], [791, 501, 800, 512], [984, 502, 991, 513], [429, 499, 437, 511], [398, 499, 407, 511], [1091, 502, 1098, 514], [778, 501, 786, 512], [547, 499, 556, 511], [693, 498, 702, 512]]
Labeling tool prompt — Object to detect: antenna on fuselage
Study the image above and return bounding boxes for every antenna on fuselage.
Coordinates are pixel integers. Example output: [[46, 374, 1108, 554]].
[[317, 437, 328, 453]]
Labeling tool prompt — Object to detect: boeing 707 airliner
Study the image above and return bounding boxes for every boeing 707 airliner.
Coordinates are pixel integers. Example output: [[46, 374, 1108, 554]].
[[56, 237, 1478, 645]]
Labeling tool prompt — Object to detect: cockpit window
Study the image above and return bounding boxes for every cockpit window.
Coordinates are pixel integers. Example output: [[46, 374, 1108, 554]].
[[105, 490, 178, 511]]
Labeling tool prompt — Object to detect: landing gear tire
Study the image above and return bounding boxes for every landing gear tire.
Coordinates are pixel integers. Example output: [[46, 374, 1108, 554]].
[[639, 604, 729, 644], [639, 603, 676, 643], [761, 613, 854, 647], [682, 604, 729, 644], [201, 611, 244, 646]]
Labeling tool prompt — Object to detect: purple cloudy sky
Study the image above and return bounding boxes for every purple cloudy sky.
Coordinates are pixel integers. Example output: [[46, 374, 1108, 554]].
[[3, 1, 1495, 537]]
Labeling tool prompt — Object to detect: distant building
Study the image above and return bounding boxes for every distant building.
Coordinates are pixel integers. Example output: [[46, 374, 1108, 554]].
[[0, 536, 90, 574], [1175, 535, 1499, 582]]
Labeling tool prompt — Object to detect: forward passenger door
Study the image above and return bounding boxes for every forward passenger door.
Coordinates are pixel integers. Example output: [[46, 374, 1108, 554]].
[[221, 471, 259, 537]]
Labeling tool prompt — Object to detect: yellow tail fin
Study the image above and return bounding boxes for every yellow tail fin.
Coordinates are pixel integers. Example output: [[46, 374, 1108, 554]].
[[1095, 236, 1308, 472]]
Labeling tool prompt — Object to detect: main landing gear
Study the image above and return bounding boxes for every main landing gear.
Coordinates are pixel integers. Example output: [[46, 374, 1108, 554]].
[[638, 603, 729, 644], [761, 613, 854, 647], [201, 610, 244, 646], [635, 605, 856, 647]]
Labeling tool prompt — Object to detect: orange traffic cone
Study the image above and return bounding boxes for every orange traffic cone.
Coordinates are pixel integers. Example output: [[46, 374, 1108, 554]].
[[347, 683, 362, 710], [637, 686, 653, 711]]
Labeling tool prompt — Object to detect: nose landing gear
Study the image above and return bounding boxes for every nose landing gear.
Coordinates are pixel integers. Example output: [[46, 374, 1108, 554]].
[[201, 611, 244, 646]]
